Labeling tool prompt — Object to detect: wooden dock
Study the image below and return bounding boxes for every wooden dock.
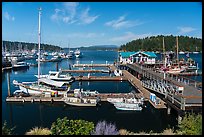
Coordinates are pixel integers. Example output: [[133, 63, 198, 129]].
[[74, 76, 127, 81], [122, 70, 167, 109], [62, 69, 111, 73], [73, 64, 113, 67], [6, 93, 144, 102], [123, 63, 202, 112], [2, 67, 12, 72]]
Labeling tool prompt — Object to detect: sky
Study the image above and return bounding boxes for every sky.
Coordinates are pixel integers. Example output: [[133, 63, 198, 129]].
[[2, 2, 202, 48]]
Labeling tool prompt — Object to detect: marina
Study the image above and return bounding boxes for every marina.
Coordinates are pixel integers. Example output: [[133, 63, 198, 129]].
[[2, 2, 202, 135]]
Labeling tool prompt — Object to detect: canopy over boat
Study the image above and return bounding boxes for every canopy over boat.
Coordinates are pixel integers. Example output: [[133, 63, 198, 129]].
[[38, 78, 65, 87]]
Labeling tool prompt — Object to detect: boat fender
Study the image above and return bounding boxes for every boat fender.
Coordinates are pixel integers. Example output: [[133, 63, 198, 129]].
[[31, 98, 34, 103], [22, 98, 25, 103]]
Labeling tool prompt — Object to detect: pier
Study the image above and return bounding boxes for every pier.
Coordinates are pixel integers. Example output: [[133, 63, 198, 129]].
[[120, 63, 202, 114]]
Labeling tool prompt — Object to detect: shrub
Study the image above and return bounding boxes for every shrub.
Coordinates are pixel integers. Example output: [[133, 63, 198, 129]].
[[2, 121, 15, 135], [119, 129, 129, 135], [177, 113, 202, 135], [51, 117, 94, 135], [91, 120, 119, 135], [25, 127, 51, 135]]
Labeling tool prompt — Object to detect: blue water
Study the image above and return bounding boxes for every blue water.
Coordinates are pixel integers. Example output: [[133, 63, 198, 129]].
[[2, 50, 202, 135]]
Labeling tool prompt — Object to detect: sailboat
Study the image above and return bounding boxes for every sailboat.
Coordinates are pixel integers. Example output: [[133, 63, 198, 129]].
[[13, 8, 71, 95], [66, 43, 74, 59], [166, 36, 186, 74]]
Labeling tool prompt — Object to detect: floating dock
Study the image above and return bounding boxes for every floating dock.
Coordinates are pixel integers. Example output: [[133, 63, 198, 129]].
[[73, 64, 112, 67], [74, 76, 127, 81], [6, 93, 144, 102], [2, 67, 12, 72]]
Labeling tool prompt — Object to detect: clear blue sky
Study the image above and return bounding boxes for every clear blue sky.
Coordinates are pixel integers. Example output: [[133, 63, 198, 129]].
[[2, 2, 202, 48]]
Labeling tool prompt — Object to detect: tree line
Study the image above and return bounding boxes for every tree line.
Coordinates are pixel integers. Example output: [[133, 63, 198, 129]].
[[2, 40, 62, 52], [119, 35, 202, 52]]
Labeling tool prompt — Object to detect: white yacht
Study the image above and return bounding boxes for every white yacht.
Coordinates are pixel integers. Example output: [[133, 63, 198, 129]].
[[13, 78, 71, 95], [113, 98, 144, 111], [35, 71, 75, 83], [63, 97, 98, 107], [74, 49, 81, 58], [179, 51, 185, 54], [66, 50, 74, 59], [12, 62, 29, 70]]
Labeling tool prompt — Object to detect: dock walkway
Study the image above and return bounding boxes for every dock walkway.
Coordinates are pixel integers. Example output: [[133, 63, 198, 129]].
[[124, 63, 202, 111], [122, 70, 167, 109]]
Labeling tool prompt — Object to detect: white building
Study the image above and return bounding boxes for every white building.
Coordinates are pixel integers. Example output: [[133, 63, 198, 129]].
[[119, 51, 157, 65]]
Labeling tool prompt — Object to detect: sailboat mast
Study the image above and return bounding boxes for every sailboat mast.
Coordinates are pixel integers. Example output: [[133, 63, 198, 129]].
[[38, 8, 42, 86], [176, 36, 179, 64], [163, 37, 165, 67]]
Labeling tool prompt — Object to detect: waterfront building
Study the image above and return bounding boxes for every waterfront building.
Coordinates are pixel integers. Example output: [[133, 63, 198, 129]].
[[131, 51, 157, 64], [119, 52, 136, 64], [119, 51, 157, 64]]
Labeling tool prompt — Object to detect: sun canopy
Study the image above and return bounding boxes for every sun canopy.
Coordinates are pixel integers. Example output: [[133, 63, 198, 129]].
[[39, 78, 65, 87]]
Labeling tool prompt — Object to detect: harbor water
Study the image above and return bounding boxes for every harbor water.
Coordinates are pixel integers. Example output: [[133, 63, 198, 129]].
[[2, 50, 202, 134]]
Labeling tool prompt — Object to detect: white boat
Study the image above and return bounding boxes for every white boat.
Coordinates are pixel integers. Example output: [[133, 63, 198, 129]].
[[12, 62, 29, 70], [13, 78, 71, 95], [107, 98, 124, 104], [73, 88, 99, 97], [63, 97, 98, 107], [114, 103, 143, 111], [167, 67, 185, 74], [114, 69, 122, 76], [74, 49, 81, 58], [179, 51, 185, 54], [35, 71, 75, 83], [193, 51, 199, 54], [50, 55, 62, 62], [66, 50, 74, 59]]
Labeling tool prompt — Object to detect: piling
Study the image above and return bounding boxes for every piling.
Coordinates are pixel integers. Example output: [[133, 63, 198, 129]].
[[56, 62, 59, 71], [7, 72, 11, 97]]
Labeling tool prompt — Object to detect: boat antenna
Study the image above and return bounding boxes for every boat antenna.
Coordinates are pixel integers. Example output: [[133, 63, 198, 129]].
[[38, 7, 42, 86]]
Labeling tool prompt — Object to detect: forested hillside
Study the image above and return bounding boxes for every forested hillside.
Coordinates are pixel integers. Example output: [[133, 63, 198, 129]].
[[2, 41, 62, 52], [120, 35, 202, 52]]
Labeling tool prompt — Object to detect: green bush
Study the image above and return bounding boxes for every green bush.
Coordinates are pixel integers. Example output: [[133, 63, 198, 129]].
[[2, 121, 15, 135], [51, 117, 94, 135], [177, 113, 202, 135]]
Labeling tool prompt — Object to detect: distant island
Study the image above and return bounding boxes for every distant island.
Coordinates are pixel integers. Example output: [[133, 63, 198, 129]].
[[63, 45, 119, 51], [2, 41, 62, 52], [119, 35, 202, 52]]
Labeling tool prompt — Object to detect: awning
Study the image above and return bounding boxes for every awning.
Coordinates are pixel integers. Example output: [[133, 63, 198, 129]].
[[39, 78, 65, 87]]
